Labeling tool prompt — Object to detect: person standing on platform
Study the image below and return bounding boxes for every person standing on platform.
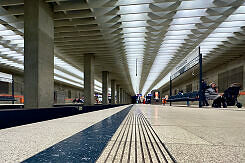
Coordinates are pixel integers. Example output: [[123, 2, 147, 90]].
[[201, 79, 209, 106]]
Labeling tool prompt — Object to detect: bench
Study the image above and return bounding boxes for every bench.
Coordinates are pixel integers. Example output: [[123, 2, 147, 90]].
[[0, 96, 16, 102], [167, 91, 199, 103]]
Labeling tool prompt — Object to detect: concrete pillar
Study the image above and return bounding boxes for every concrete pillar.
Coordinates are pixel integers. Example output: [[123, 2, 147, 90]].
[[24, 0, 54, 108], [125, 92, 127, 104], [123, 91, 125, 104], [84, 54, 95, 106], [124, 91, 127, 104], [102, 71, 109, 105], [123, 90, 126, 104], [116, 85, 120, 104], [111, 80, 116, 104], [120, 88, 123, 104], [124, 90, 126, 104]]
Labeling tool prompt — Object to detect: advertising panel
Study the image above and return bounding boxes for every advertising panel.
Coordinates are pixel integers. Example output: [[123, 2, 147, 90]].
[[154, 92, 159, 100]]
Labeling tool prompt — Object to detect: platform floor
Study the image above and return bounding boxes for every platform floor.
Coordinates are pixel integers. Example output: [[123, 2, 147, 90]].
[[1, 104, 245, 162]]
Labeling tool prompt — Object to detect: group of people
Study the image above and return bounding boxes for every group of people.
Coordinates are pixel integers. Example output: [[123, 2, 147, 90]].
[[72, 98, 84, 104]]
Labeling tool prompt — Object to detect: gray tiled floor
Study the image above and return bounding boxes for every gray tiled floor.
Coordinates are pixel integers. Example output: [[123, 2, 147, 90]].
[[97, 106, 175, 163], [1, 104, 245, 163], [0, 105, 131, 162], [139, 104, 245, 162]]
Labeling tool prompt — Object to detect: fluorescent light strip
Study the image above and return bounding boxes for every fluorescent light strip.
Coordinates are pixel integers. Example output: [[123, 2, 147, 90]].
[[120, 4, 149, 94], [151, 4, 245, 92], [0, 71, 12, 82], [0, 22, 102, 89], [141, 26, 188, 95], [54, 76, 85, 89], [0, 55, 103, 91], [201, 7, 245, 56]]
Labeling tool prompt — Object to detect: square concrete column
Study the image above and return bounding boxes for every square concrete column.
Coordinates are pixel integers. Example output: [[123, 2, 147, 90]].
[[102, 71, 109, 105], [122, 91, 125, 104], [120, 88, 123, 104], [84, 54, 95, 106], [122, 90, 124, 104], [111, 80, 116, 104], [125, 92, 128, 104], [124, 91, 126, 104], [24, 0, 54, 108], [116, 85, 120, 104]]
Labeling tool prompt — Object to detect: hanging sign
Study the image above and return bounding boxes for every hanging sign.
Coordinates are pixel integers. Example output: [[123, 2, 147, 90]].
[[171, 47, 199, 79]]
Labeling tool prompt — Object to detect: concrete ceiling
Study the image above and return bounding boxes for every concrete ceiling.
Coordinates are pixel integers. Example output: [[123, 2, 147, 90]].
[[0, 0, 245, 95]]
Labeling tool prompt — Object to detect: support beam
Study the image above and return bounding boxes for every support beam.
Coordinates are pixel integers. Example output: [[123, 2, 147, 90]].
[[124, 91, 127, 104], [125, 92, 128, 104], [24, 0, 54, 108], [120, 88, 123, 104], [111, 80, 116, 104], [128, 94, 130, 104], [116, 85, 120, 104], [123, 90, 126, 104], [84, 54, 95, 106], [102, 71, 109, 105]]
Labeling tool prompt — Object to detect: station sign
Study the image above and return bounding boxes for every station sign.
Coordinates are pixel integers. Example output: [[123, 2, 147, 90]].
[[171, 48, 199, 80]]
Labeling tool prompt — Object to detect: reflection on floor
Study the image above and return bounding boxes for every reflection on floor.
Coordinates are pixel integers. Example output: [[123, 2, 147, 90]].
[[133, 104, 245, 162]]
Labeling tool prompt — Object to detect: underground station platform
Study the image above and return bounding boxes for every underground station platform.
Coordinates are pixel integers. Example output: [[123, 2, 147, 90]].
[[1, 104, 245, 163], [1, 0, 245, 162]]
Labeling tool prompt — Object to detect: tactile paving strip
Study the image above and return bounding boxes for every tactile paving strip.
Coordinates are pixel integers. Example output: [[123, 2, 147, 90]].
[[97, 107, 176, 163]]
